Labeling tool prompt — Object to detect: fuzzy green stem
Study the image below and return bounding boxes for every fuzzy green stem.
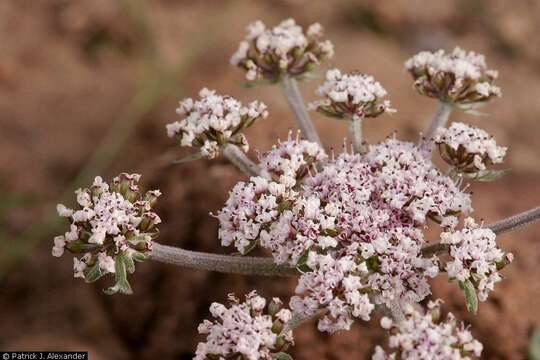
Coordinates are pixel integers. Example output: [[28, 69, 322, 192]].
[[488, 205, 540, 235], [222, 144, 260, 177], [150, 242, 297, 277], [280, 76, 322, 146], [421, 101, 453, 152], [348, 117, 363, 153]]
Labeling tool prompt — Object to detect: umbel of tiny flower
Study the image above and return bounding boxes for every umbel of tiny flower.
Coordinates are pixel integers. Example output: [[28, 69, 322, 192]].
[[373, 300, 483, 360], [218, 137, 472, 332], [435, 122, 507, 178], [54, 173, 161, 295], [309, 68, 395, 120], [166, 88, 268, 159], [441, 217, 513, 305], [195, 291, 294, 360], [230, 18, 334, 83], [259, 130, 328, 187], [405, 47, 501, 107]]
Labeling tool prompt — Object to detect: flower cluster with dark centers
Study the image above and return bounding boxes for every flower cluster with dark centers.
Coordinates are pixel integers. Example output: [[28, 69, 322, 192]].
[[230, 18, 334, 82], [218, 137, 473, 332], [441, 217, 513, 302], [259, 131, 328, 187], [195, 291, 293, 360], [405, 47, 501, 106], [435, 122, 507, 174], [166, 88, 268, 159], [54, 173, 161, 294], [309, 68, 396, 120], [373, 300, 483, 359]]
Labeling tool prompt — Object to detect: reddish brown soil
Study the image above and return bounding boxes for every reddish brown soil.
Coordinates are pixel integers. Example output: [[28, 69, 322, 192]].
[[1, 1, 539, 359]]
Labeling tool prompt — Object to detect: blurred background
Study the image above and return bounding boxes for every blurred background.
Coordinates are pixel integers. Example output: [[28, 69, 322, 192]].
[[1, 0, 539, 359]]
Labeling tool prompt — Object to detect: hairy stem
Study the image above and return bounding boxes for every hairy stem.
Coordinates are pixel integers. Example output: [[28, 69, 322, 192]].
[[488, 205, 540, 235], [348, 117, 363, 153], [421, 243, 450, 257], [421, 205, 540, 258], [222, 144, 260, 177], [280, 76, 322, 146], [150, 242, 297, 277], [421, 101, 452, 152], [387, 300, 406, 323], [282, 309, 327, 334]]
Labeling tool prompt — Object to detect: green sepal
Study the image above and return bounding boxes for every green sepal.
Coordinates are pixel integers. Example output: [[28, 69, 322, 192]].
[[128, 234, 151, 246], [124, 254, 136, 274], [173, 152, 204, 164], [104, 254, 133, 295], [84, 262, 103, 283], [462, 169, 507, 182], [132, 251, 149, 262], [458, 279, 478, 314], [66, 240, 100, 253], [272, 353, 293, 360]]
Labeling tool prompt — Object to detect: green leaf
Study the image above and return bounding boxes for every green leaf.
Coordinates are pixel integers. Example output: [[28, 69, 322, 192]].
[[462, 169, 507, 182], [131, 251, 148, 262], [528, 327, 540, 360], [458, 279, 478, 314], [239, 78, 276, 88], [65, 240, 100, 253], [127, 234, 151, 246], [272, 353, 293, 360], [173, 152, 204, 164], [104, 254, 133, 295], [84, 263, 102, 283], [123, 254, 136, 274]]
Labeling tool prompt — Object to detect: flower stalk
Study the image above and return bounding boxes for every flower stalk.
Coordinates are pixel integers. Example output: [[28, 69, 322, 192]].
[[280, 76, 322, 146], [421, 101, 452, 152], [348, 116, 363, 153], [222, 144, 261, 177], [149, 242, 298, 277], [488, 205, 540, 235]]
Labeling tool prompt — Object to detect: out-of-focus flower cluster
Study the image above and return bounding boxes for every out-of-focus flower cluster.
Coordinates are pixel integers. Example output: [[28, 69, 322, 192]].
[[166, 88, 268, 159], [441, 218, 512, 302], [54, 174, 161, 294], [373, 300, 483, 359], [230, 18, 334, 82], [195, 291, 293, 360], [405, 47, 501, 106], [218, 137, 473, 332], [309, 69, 395, 120], [435, 122, 507, 174]]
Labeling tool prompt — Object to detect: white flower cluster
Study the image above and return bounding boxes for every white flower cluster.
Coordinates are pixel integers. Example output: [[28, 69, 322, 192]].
[[373, 300, 483, 360], [230, 18, 334, 82], [54, 174, 161, 294], [216, 176, 297, 255], [218, 138, 472, 331], [405, 47, 501, 105], [259, 132, 327, 187], [435, 122, 507, 173], [195, 291, 293, 360], [290, 253, 375, 333], [441, 218, 511, 301], [309, 69, 395, 120], [166, 88, 268, 159]]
